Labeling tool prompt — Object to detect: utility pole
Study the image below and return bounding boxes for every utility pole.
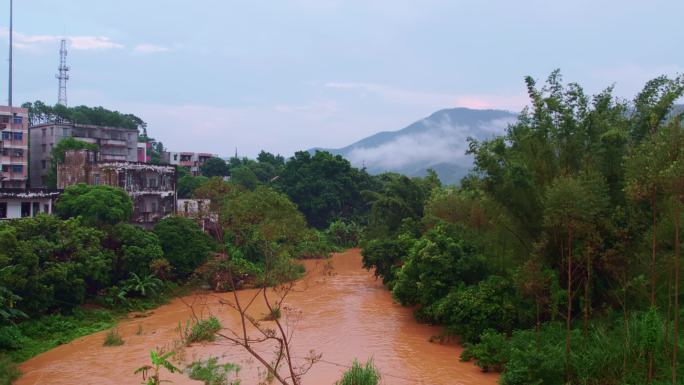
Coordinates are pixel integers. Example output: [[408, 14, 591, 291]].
[[8, 0, 13, 109]]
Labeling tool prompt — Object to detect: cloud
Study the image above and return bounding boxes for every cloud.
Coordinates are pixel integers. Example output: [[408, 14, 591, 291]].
[[345, 113, 511, 171], [0, 28, 123, 51], [324, 81, 526, 111], [134, 44, 170, 54]]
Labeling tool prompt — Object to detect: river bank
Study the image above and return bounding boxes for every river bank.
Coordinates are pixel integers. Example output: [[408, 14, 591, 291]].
[[17, 249, 497, 385]]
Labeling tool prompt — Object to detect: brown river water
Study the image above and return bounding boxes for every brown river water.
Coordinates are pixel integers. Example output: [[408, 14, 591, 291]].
[[17, 249, 498, 385]]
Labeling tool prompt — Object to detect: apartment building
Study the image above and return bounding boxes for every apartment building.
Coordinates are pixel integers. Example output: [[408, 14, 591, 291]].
[[29, 123, 138, 187], [57, 149, 176, 227], [0, 106, 29, 189], [163, 151, 216, 176]]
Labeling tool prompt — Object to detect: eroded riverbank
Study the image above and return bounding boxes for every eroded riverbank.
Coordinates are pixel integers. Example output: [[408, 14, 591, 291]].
[[17, 249, 497, 385]]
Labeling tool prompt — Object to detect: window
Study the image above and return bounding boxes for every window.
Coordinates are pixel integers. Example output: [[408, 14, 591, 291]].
[[13, 149, 22, 157], [42, 144, 46, 153], [62, 128, 69, 137], [0, 148, 6, 156], [49, 127, 53, 136], [43, 204, 49, 214], [32, 202, 40, 216], [41, 160, 47, 170], [1, 165, 9, 172], [13, 116, 22, 124], [21, 202, 30, 218], [1, 132, 9, 140], [42, 128, 46, 138], [0, 202, 6, 218], [94, 174, 100, 186], [11, 165, 22, 173], [12, 132, 22, 141], [148, 178, 157, 188], [126, 173, 133, 188], [151, 200, 157, 213]]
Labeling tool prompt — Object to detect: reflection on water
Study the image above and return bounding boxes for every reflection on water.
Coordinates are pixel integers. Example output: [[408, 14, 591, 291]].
[[17, 249, 498, 385]]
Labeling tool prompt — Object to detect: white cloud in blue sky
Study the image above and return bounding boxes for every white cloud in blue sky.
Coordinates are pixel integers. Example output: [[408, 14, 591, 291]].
[[0, 0, 683, 157]]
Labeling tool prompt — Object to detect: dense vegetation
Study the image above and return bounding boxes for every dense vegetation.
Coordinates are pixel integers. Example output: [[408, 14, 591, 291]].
[[360, 71, 684, 384], [21, 101, 146, 132]]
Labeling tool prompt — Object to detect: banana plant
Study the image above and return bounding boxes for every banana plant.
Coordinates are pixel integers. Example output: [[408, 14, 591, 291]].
[[134, 349, 180, 385]]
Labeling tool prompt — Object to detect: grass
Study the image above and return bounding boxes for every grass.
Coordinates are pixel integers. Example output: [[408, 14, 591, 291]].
[[187, 316, 222, 344], [0, 309, 117, 363], [103, 329, 124, 346], [262, 306, 281, 321], [336, 359, 381, 385], [187, 356, 241, 385]]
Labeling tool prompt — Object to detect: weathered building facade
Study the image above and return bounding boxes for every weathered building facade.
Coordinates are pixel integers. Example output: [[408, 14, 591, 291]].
[[0, 106, 29, 189], [163, 151, 217, 176], [29, 123, 139, 187], [58, 150, 176, 226], [0, 189, 61, 220]]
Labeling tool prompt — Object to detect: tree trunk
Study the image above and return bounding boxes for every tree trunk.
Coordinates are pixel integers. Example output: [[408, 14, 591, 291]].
[[673, 201, 680, 385], [649, 188, 657, 384], [584, 247, 591, 337], [566, 225, 573, 383]]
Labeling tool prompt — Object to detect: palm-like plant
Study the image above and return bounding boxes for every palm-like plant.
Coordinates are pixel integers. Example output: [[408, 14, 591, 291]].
[[134, 349, 180, 385], [124, 273, 163, 297]]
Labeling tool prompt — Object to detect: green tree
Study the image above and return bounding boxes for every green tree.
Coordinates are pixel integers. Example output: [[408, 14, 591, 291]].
[[56, 184, 133, 226], [153, 216, 214, 277], [220, 186, 307, 261], [276, 151, 373, 228], [177, 175, 208, 199], [201, 157, 230, 178]]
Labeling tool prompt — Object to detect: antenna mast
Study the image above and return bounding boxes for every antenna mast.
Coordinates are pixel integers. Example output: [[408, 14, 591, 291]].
[[56, 39, 69, 106]]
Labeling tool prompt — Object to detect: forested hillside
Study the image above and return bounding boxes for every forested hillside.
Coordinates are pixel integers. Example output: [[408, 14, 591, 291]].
[[361, 70, 684, 385]]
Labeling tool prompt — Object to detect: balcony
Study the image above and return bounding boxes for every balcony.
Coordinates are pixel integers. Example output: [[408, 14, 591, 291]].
[[100, 138, 128, 147], [99, 153, 128, 161], [73, 137, 98, 144]]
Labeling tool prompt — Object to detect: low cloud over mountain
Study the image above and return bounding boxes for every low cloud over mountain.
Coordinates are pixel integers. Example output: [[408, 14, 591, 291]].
[[312, 107, 517, 185]]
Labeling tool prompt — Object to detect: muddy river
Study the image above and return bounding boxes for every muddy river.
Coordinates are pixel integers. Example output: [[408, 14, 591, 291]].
[[17, 249, 498, 385]]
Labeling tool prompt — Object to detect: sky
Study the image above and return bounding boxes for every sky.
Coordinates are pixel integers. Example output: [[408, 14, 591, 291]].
[[0, 0, 683, 158]]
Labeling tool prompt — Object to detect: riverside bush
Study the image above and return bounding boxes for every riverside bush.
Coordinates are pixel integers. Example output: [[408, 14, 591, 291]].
[[186, 356, 240, 385], [187, 317, 221, 344], [336, 359, 381, 385]]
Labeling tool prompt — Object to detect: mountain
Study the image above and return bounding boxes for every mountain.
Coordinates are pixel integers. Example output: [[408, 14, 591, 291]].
[[312, 107, 517, 185]]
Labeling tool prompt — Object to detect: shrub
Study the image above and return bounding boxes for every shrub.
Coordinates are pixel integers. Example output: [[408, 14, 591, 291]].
[[296, 229, 333, 259], [336, 358, 381, 385], [196, 254, 263, 291], [460, 329, 509, 372], [0, 354, 20, 385], [326, 220, 361, 248], [153, 216, 214, 278], [425, 275, 529, 343], [103, 329, 124, 346], [0, 326, 24, 351], [186, 356, 241, 385], [187, 317, 221, 344]]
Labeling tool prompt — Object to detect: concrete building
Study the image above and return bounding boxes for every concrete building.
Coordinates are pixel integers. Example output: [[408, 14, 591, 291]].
[[0, 188, 61, 220], [58, 150, 176, 226], [177, 198, 217, 231], [29, 123, 138, 187], [137, 142, 151, 163], [0, 106, 29, 189], [163, 151, 216, 176]]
